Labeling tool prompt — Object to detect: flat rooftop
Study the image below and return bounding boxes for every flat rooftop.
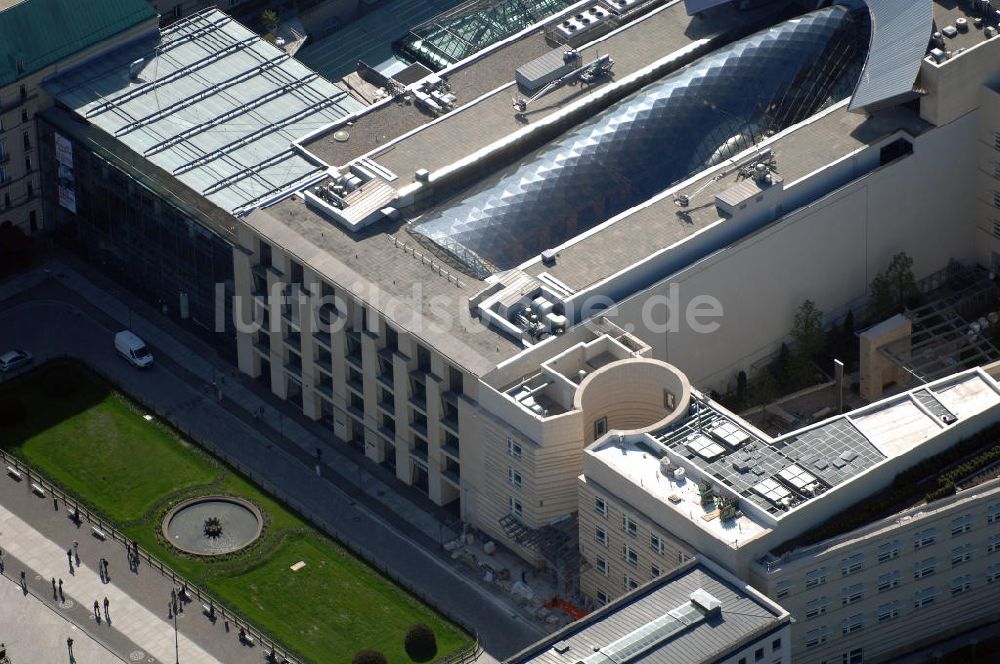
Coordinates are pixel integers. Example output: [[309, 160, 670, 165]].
[[520, 103, 930, 292], [589, 368, 1000, 546], [932, 0, 993, 56], [507, 558, 787, 664], [300, 0, 776, 172], [245, 198, 523, 376]]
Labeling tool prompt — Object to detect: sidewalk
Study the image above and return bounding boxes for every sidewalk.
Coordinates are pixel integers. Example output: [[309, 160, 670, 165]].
[[0, 260, 548, 658], [0, 466, 261, 663]]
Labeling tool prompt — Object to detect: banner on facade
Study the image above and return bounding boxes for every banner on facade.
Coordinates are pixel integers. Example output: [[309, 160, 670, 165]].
[[54, 132, 76, 213]]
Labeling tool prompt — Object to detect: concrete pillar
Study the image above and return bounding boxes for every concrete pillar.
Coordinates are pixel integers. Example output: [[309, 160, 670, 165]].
[[859, 313, 913, 402]]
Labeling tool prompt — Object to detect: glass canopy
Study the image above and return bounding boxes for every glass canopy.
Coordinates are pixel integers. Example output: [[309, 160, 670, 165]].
[[412, 6, 869, 278]]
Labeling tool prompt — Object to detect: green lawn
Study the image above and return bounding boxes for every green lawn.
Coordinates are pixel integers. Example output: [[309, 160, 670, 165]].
[[0, 360, 469, 662]]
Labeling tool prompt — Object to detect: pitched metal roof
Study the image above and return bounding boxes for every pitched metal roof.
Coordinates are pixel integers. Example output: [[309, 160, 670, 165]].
[[0, 0, 156, 87], [507, 560, 788, 664], [44, 9, 365, 216], [848, 0, 933, 111]]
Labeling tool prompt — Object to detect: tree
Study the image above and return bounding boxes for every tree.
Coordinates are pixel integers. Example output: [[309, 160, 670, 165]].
[[261, 9, 279, 31], [748, 370, 778, 407], [404, 624, 437, 662], [792, 300, 824, 361], [736, 370, 748, 407], [869, 252, 917, 320], [352, 650, 388, 664], [885, 252, 917, 308]]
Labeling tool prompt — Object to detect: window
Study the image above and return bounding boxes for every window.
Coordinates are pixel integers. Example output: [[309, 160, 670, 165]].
[[595, 527, 608, 546], [988, 503, 1000, 524], [914, 528, 936, 550], [651, 565, 661, 578], [772, 638, 782, 652], [805, 627, 828, 648], [507, 467, 522, 489], [622, 544, 638, 567], [994, 189, 1000, 209], [664, 389, 676, 410], [988, 534, 1000, 554], [951, 544, 973, 566], [841, 583, 864, 606], [506, 437, 522, 459], [595, 496, 608, 518], [621, 514, 638, 537], [596, 557, 609, 576], [805, 567, 827, 588], [951, 515, 972, 536], [841, 614, 864, 635], [843, 648, 863, 664], [775, 581, 791, 600], [623, 574, 638, 591], [805, 597, 828, 618], [23, 154, 31, 172], [841, 554, 864, 576], [508, 496, 522, 517], [21, 130, 29, 150], [987, 564, 1000, 583], [878, 540, 900, 563], [596, 590, 609, 606], [20, 107, 27, 123], [754, 647, 764, 661], [877, 571, 900, 592], [594, 416, 608, 439], [950, 574, 973, 596], [994, 220, 1000, 239], [913, 587, 936, 609], [877, 601, 900, 623], [913, 558, 937, 580], [650, 533, 663, 555]]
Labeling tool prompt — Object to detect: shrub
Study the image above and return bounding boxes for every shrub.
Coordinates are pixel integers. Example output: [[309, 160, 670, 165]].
[[404, 624, 437, 662], [352, 650, 388, 664]]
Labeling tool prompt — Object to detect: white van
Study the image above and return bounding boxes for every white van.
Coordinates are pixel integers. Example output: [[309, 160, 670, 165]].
[[114, 330, 154, 368]]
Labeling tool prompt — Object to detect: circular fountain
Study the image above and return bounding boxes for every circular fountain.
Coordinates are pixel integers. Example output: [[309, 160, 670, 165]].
[[162, 496, 262, 555]]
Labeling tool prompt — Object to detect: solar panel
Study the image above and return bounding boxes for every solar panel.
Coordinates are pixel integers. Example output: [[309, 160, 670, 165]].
[[778, 464, 819, 491], [686, 434, 726, 461], [708, 420, 752, 448], [752, 478, 792, 506]]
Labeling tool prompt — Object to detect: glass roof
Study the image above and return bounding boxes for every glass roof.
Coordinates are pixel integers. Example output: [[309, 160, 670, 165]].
[[412, 6, 869, 278], [395, 0, 576, 71]]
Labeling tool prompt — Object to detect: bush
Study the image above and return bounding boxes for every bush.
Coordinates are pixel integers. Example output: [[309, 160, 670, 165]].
[[352, 650, 388, 664], [404, 624, 437, 662], [0, 399, 26, 426]]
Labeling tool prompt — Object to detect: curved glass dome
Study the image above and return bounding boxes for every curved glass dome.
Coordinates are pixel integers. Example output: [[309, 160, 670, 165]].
[[412, 6, 869, 278]]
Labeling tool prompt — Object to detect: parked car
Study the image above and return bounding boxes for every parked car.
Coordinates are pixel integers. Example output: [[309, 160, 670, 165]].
[[114, 330, 154, 368], [0, 349, 33, 372]]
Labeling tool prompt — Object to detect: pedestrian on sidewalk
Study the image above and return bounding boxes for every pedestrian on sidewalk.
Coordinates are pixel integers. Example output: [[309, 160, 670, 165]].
[[58, 578, 64, 602], [53, 497, 58, 511], [73, 541, 79, 566], [93, 600, 100, 621], [19, 570, 25, 590], [103, 558, 110, 582], [103, 596, 109, 620], [51, 577, 56, 598], [66, 548, 73, 574]]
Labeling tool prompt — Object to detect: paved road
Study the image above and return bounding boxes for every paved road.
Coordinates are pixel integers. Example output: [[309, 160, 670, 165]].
[[0, 261, 546, 659]]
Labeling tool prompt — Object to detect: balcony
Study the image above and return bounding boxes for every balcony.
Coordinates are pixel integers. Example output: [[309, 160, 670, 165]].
[[313, 329, 332, 349], [410, 445, 428, 463], [410, 417, 428, 438], [284, 361, 302, 383], [252, 336, 271, 357], [346, 373, 364, 396], [378, 394, 395, 415], [346, 331, 363, 369]]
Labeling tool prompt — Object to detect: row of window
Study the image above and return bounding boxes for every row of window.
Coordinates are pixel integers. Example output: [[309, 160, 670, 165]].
[[801, 509, 1000, 590], [803, 566, 1000, 643]]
